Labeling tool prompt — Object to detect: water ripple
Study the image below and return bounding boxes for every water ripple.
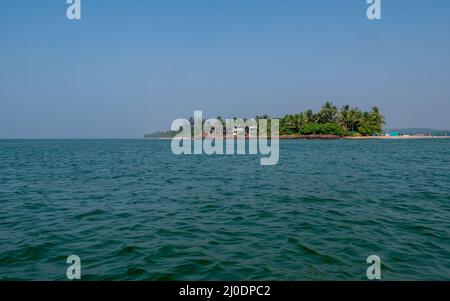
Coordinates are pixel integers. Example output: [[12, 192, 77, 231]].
[[0, 139, 449, 280]]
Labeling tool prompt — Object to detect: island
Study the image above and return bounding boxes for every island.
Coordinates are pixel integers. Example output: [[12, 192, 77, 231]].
[[144, 102, 449, 139]]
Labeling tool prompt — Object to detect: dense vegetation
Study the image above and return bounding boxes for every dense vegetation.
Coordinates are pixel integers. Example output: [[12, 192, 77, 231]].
[[144, 102, 385, 138], [274, 102, 385, 136]]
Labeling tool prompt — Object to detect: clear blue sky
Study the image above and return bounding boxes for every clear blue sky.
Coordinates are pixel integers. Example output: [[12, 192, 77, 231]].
[[1, 0, 449, 138]]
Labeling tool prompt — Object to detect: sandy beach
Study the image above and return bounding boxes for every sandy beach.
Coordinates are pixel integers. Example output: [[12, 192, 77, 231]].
[[146, 135, 450, 140], [345, 135, 450, 140]]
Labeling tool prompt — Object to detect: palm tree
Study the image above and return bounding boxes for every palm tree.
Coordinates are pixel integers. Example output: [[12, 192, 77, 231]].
[[305, 109, 315, 123], [282, 114, 298, 134], [295, 113, 305, 130], [317, 101, 338, 124], [370, 106, 385, 130], [261, 115, 271, 136], [216, 116, 225, 136], [255, 115, 261, 135], [348, 107, 363, 132], [359, 107, 385, 135], [339, 105, 351, 131]]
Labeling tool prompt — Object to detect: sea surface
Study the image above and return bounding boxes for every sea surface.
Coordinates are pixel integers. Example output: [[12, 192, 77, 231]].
[[0, 139, 449, 280]]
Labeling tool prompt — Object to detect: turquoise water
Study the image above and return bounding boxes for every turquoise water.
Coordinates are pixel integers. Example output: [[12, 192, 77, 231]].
[[0, 139, 449, 280]]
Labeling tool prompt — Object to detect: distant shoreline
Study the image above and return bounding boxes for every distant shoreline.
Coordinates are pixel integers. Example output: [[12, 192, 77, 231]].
[[145, 135, 450, 140], [345, 135, 450, 140]]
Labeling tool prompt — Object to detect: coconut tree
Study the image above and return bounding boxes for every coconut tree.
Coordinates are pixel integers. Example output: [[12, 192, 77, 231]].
[[304, 109, 316, 124], [216, 116, 225, 136], [370, 106, 385, 132], [348, 107, 363, 132], [317, 101, 338, 124], [358, 107, 385, 135], [339, 105, 352, 131]]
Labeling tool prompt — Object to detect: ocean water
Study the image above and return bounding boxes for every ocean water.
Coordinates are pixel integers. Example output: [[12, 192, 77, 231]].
[[0, 139, 449, 280]]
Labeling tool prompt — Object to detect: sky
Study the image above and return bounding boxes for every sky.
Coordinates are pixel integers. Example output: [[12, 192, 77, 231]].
[[1, 0, 450, 138]]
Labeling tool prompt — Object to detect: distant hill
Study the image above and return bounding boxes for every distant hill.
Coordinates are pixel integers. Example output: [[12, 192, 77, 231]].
[[384, 128, 450, 136]]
